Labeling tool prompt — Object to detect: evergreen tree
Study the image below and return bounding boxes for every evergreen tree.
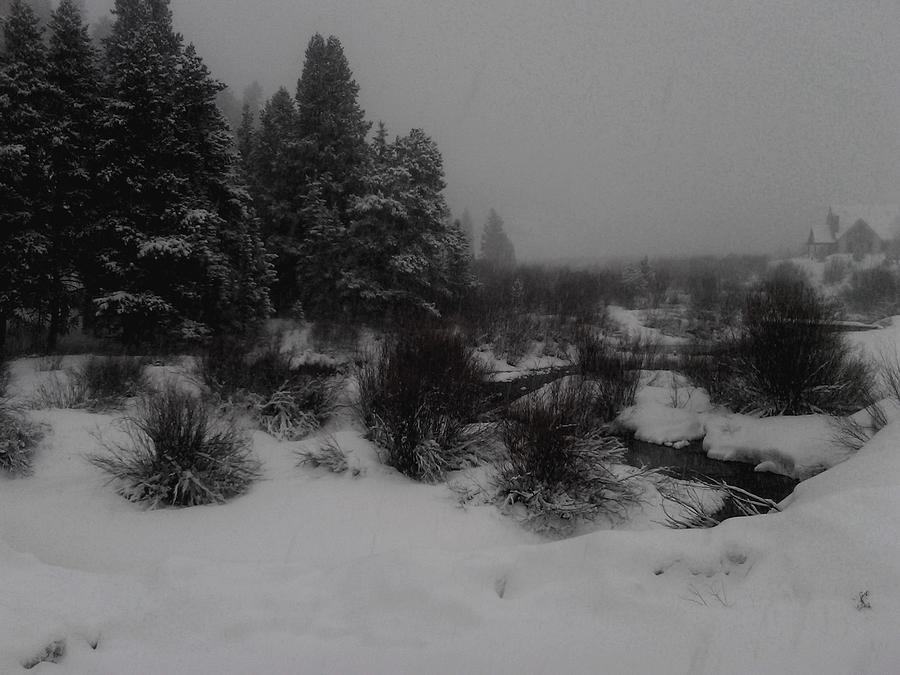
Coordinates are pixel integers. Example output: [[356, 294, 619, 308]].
[[324, 128, 469, 317], [215, 86, 242, 130], [0, 0, 51, 351], [92, 0, 272, 343], [42, 0, 99, 349], [295, 33, 370, 211], [480, 209, 516, 269], [247, 86, 303, 309], [235, 102, 255, 170], [241, 79, 263, 117], [459, 208, 475, 257]]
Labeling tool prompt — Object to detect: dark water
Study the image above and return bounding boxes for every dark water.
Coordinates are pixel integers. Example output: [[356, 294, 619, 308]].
[[625, 439, 798, 504]]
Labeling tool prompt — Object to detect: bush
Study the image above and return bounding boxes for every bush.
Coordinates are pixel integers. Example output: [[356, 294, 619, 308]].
[[0, 364, 42, 476], [357, 329, 490, 481], [198, 336, 339, 440], [496, 379, 646, 533], [842, 267, 900, 315], [89, 386, 261, 507], [823, 257, 850, 285], [705, 277, 874, 415], [574, 326, 656, 421], [297, 436, 360, 476], [32, 355, 147, 410]]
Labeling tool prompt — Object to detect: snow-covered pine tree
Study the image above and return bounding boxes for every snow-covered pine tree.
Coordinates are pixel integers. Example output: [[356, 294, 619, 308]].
[[0, 0, 51, 352], [459, 208, 475, 258], [332, 127, 470, 318], [235, 102, 255, 173], [480, 209, 516, 270], [284, 34, 371, 313], [42, 0, 99, 350], [91, 0, 272, 344], [295, 34, 370, 212]]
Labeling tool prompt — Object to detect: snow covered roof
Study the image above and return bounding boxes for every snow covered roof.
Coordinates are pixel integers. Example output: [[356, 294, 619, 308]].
[[810, 205, 900, 244]]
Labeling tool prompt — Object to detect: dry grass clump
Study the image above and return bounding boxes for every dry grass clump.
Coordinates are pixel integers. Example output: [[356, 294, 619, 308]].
[[32, 355, 148, 410], [89, 385, 261, 508], [495, 379, 649, 534], [198, 336, 340, 440], [297, 436, 361, 476], [0, 365, 42, 476], [356, 329, 490, 482]]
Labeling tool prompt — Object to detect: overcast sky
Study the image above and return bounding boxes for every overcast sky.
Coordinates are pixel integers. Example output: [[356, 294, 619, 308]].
[[81, 0, 900, 262]]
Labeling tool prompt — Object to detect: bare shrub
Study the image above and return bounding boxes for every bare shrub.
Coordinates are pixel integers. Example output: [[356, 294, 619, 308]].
[[356, 329, 490, 481], [842, 266, 900, 316], [198, 336, 339, 439], [677, 341, 741, 406], [691, 277, 875, 416], [657, 477, 780, 529], [823, 257, 850, 285], [496, 379, 648, 533], [32, 356, 148, 410], [574, 326, 657, 421], [834, 348, 900, 451], [89, 386, 261, 508]]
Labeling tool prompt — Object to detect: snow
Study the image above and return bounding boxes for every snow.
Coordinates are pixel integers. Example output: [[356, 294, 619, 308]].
[[606, 305, 688, 345], [3, 330, 900, 672]]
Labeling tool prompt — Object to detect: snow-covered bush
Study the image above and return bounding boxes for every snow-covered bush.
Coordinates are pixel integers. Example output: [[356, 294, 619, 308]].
[[198, 337, 339, 440], [0, 366, 42, 476], [32, 355, 148, 410], [89, 386, 261, 508], [496, 379, 645, 533], [297, 437, 360, 476], [0, 408, 42, 476], [357, 329, 489, 481]]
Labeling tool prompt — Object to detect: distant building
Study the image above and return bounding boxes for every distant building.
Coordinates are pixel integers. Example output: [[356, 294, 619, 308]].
[[807, 205, 900, 260]]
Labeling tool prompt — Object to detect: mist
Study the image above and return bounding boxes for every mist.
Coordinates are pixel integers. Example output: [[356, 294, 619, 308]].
[[83, 0, 900, 262]]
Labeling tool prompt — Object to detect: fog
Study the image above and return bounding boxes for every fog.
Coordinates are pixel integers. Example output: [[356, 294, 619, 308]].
[[83, 0, 900, 262]]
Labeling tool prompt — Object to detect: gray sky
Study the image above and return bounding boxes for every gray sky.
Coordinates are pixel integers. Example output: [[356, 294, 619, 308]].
[[84, 0, 900, 261]]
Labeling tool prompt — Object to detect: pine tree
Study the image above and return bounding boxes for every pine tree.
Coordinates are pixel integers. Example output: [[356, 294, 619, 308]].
[[459, 208, 475, 257], [0, 0, 51, 351], [235, 102, 255, 171], [295, 34, 370, 211], [247, 86, 303, 309], [241, 79, 263, 117], [42, 0, 99, 349], [329, 128, 470, 317], [480, 209, 516, 269], [91, 0, 272, 343]]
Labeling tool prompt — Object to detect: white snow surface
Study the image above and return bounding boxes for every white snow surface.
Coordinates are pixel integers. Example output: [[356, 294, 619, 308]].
[[2, 355, 900, 672]]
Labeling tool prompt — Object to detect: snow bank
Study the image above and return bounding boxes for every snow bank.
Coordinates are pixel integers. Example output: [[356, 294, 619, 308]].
[[702, 413, 850, 479], [606, 305, 687, 345], [618, 382, 852, 479]]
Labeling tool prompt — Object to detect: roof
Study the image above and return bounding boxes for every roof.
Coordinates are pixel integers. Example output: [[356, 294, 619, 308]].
[[809, 205, 900, 244]]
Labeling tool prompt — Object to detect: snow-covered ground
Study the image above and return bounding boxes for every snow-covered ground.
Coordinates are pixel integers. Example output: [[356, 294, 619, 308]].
[[2, 322, 900, 672]]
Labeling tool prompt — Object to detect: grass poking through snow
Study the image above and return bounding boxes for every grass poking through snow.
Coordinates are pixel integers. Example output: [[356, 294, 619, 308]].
[[89, 385, 261, 508]]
